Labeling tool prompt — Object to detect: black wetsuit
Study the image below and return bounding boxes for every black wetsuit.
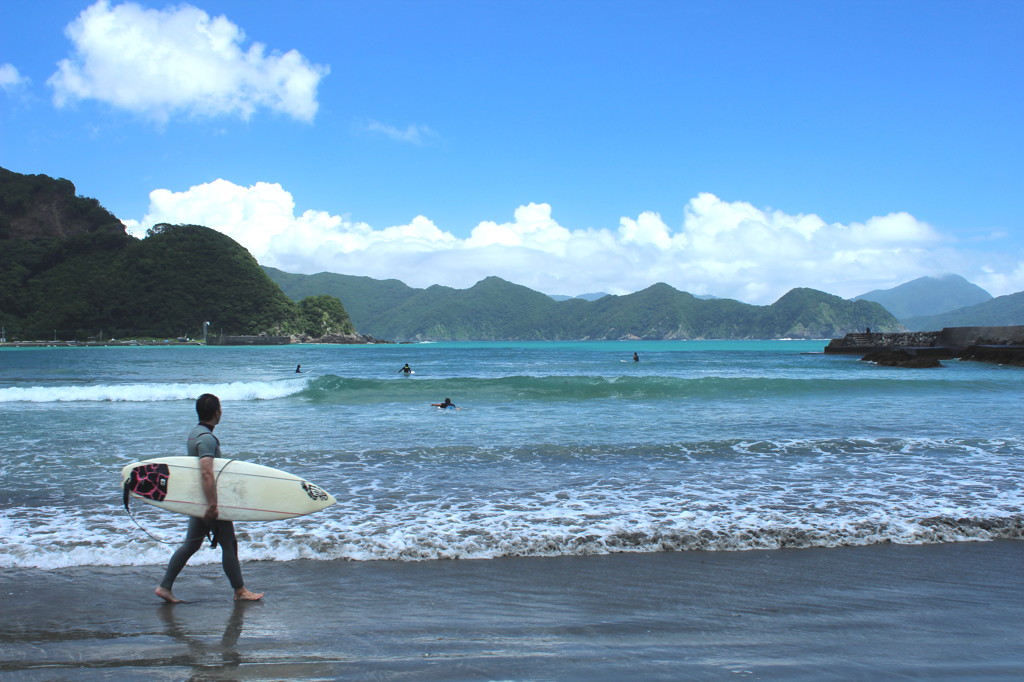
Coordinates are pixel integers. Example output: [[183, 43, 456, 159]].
[[159, 424, 244, 591]]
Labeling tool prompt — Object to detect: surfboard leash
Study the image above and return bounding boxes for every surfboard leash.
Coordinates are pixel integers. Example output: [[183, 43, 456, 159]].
[[124, 504, 180, 546]]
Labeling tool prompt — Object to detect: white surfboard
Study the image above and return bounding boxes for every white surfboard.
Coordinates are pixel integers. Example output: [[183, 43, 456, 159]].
[[122, 456, 337, 522]]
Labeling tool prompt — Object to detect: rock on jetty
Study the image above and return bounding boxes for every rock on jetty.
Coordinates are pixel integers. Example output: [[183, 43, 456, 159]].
[[859, 350, 943, 368]]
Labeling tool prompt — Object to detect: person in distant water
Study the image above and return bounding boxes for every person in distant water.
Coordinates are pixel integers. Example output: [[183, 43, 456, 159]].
[[155, 394, 264, 603], [866, 327, 872, 335], [431, 398, 457, 409], [399, 363, 412, 375], [633, 352, 639, 362], [295, 364, 302, 373]]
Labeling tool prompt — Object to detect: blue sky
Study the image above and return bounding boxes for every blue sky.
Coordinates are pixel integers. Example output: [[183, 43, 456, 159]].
[[2, 0, 1022, 304]]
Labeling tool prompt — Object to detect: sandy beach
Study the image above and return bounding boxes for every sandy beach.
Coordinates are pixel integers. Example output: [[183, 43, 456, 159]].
[[3, 541, 1023, 680]]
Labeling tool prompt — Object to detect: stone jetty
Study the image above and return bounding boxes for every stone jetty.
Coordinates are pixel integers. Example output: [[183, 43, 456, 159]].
[[825, 326, 1024, 366]]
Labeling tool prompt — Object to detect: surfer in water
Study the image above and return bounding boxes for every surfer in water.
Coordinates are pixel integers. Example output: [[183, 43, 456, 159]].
[[633, 352, 639, 362], [399, 363, 413, 375], [431, 398, 457, 409], [295, 364, 302, 373], [155, 394, 264, 603]]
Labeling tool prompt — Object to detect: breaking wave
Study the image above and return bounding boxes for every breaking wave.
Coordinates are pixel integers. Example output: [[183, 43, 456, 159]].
[[0, 377, 311, 403]]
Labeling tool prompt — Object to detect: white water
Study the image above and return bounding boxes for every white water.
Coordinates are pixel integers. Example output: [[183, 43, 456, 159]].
[[2, 342, 1022, 569]]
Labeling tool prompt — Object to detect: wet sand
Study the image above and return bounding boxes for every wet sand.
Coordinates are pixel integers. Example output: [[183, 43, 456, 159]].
[[2, 541, 1024, 680]]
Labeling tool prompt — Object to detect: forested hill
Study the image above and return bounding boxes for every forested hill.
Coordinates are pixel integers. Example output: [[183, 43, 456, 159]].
[[901, 291, 1024, 332], [0, 167, 354, 341], [264, 267, 902, 341]]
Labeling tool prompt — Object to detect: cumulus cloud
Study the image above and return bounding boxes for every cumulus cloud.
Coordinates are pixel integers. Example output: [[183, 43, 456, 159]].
[[47, 0, 328, 123], [363, 120, 438, 145], [0, 63, 29, 92], [124, 179, 1023, 304], [974, 263, 1024, 301]]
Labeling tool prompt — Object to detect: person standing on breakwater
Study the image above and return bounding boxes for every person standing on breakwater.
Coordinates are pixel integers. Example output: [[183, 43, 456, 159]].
[[155, 394, 264, 603]]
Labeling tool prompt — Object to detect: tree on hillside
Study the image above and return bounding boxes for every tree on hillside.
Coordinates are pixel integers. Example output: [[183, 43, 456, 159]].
[[299, 295, 355, 337]]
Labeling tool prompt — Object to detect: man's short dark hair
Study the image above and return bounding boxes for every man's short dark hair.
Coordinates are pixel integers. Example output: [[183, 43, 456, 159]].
[[195, 393, 221, 422]]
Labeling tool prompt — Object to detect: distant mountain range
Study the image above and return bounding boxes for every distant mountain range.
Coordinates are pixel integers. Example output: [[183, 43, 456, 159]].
[[549, 292, 717, 302], [899, 291, 1024, 331], [263, 267, 899, 341], [853, 274, 1023, 331], [854, 274, 992, 319], [265, 265, 1024, 341], [549, 292, 609, 302]]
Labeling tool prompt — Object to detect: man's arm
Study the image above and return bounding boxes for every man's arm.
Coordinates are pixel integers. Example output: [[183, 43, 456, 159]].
[[199, 456, 218, 523]]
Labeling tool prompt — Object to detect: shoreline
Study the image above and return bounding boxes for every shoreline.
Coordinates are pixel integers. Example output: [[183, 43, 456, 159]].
[[0, 340, 204, 348], [0, 338, 390, 348], [3, 541, 1023, 679]]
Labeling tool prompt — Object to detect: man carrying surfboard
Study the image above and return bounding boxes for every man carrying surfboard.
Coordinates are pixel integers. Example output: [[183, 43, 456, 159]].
[[155, 394, 264, 603]]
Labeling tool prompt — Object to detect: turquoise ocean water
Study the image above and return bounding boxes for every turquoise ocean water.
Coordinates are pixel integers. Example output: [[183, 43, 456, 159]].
[[1, 340, 1022, 569]]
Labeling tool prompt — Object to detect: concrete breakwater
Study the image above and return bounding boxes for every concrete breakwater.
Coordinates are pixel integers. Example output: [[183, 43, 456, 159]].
[[207, 335, 291, 346], [825, 326, 1024, 366]]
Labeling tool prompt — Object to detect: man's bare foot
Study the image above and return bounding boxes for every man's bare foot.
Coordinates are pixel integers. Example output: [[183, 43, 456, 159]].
[[155, 586, 182, 603], [234, 587, 264, 601]]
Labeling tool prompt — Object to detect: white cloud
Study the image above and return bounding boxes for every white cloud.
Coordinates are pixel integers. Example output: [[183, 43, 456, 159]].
[[47, 0, 328, 123], [363, 120, 437, 145], [467, 203, 572, 253], [975, 263, 1024, 301], [124, 179, 1023, 304], [0, 63, 29, 92]]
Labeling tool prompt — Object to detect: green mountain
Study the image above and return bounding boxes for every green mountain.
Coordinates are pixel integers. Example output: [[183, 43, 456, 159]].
[[854, 274, 992, 319], [261, 267, 417, 333], [753, 287, 888, 339], [0, 167, 353, 341], [901, 291, 1024, 331], [265, 268, 901, 341]]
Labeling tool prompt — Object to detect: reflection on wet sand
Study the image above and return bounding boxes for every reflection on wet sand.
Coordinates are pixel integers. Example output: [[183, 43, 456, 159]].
[[157, 600, 260, 674]]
